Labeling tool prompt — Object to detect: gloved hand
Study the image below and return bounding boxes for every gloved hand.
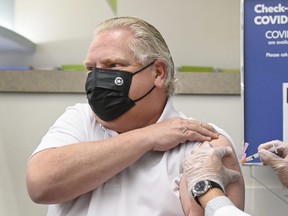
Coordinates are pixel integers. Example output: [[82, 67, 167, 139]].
[[182, 141, 240, 193], [258, 140, 288, 187]]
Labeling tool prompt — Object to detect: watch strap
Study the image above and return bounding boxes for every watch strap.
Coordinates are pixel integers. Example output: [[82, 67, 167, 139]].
[[194, 180, 224, 206]]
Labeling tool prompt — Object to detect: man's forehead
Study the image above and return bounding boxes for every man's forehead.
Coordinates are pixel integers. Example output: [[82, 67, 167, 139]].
[[84, 56, 132, 65]]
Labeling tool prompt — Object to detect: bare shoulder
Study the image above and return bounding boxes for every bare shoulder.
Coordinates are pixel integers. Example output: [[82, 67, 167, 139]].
[[209, 134, 239, 170], [210, 134, 233, 147]]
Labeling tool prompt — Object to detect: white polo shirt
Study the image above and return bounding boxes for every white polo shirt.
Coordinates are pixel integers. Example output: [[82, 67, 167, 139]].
[[32, 97, 233, 216]]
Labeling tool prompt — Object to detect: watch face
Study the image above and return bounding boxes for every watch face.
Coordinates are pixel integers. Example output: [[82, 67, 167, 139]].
[[192, 180, 211, 197]]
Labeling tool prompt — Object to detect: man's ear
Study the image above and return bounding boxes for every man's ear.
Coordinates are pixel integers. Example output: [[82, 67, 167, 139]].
[[153, 60, 167, 87]]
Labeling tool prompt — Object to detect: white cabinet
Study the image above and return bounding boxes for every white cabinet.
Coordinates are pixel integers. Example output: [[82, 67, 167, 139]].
[[0, 26, 35, 52]]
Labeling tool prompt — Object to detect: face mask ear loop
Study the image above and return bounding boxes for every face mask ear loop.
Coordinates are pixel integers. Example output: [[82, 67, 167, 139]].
[[133, 85, 156, 103], [132, 60, 155, 76], [131, 60, 156, 103]]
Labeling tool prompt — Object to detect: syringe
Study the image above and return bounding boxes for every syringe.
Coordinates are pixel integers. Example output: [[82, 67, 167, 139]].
[[241, 144, 282, 164]]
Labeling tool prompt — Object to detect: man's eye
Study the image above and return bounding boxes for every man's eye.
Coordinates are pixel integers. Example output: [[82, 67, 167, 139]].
[[110, 63, 118, 68], [86, 66, 94, 71]]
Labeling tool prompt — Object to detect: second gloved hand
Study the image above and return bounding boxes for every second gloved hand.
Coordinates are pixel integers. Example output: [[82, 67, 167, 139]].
[[258, 140, 288, 187]]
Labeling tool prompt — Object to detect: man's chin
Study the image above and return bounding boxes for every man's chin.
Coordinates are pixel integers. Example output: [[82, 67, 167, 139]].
[[93, 113, 128, 133]]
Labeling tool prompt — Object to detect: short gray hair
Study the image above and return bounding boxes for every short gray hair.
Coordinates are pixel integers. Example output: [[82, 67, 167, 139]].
[[94, 16, 176, 95]]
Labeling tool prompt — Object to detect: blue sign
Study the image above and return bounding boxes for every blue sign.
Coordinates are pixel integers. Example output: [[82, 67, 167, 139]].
[[243, 0, 288, 162]]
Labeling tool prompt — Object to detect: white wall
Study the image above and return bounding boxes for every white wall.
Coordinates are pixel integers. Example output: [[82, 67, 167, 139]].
[[1, 0, 240, 69], [0, 93, 85, 215], [1, 0, 288, 215], [0, 0, 14, 28]]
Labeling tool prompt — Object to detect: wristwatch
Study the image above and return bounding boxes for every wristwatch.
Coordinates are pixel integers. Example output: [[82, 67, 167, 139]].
[[191, 180, 224, 206]]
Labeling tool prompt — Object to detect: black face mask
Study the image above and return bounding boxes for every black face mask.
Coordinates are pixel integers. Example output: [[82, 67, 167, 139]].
[[85, 61, 155, 121]]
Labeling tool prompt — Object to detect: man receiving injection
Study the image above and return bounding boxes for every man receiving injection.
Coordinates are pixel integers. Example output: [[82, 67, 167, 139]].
[[182, 140, 288, 216]]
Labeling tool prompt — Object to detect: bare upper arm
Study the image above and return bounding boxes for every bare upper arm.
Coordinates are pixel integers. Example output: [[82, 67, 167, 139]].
[[210, 135, 245, 210], [179, 135, 245, 215]]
